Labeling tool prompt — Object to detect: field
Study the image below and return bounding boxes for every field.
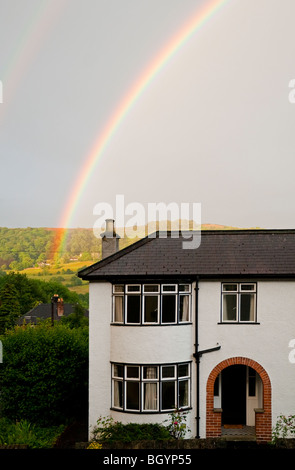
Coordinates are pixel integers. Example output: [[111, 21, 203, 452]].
[[21, 260, 94, 296]]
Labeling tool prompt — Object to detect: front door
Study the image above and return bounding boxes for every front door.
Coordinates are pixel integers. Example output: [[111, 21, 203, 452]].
[[221, 365, 246, 425]]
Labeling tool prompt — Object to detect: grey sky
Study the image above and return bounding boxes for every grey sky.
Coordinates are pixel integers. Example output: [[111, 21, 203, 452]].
[[1, 0, 295, 229]]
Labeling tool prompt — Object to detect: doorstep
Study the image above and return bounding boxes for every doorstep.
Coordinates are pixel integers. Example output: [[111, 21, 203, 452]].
[[221, 425, 256, 441]]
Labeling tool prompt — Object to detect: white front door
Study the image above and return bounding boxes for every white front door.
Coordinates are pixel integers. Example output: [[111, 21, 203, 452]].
[[246, 367, 262, 426]]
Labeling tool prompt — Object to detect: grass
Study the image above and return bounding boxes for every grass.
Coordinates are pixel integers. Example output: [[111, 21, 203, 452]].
[[19, 260, 93, 296], [22, 260, 94, 276]]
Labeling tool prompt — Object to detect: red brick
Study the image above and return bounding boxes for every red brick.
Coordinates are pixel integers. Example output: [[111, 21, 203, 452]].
[[206, 357, 272, 442]]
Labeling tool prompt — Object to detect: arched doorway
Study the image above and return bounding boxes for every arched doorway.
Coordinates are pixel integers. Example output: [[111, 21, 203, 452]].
[[206, 357, 272, 442]]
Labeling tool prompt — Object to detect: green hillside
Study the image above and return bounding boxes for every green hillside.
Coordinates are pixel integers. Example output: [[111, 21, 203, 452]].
[[0, 223, 245, 272]]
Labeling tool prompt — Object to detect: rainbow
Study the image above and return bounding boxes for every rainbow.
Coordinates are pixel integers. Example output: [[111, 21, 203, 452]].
[[53, 0, 230, 259]]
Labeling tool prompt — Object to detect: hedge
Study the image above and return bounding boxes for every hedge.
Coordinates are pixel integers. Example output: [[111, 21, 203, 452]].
[[0, 323, 88, 425]]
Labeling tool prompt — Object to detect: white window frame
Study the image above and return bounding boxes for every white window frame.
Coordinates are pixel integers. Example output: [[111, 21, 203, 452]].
[[161, 285, 178, 324], [112, 283, 192, 325], [221, 282, 257, 323], [142, 366, 159, 412], [111, 362, 191, 413], [125, 365, 140, 412], [112, 364, 124, 410], [125, 286, 141, 325], [179, 293, 191, 323], [143, 284, 160, 324]]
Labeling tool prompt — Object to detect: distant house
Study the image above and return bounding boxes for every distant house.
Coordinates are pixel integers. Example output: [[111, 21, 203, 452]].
[[17, 301, 89, 325], [79, 220, 295, 443]]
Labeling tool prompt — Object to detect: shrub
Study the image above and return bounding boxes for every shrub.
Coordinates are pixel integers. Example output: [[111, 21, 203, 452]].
[[164, 408, 190, 439], [0, 323, 88, 425], [91, 416, 171, 443], [272, 414, 295, 443]]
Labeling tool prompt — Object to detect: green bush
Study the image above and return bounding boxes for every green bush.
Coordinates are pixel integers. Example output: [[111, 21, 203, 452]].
[[0, 323, 88, 425], [272, 414, 295, 443], [91, 416, 171, 443]]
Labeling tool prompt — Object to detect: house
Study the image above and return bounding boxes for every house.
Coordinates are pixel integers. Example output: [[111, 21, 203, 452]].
[[78, 220, 295, 443], [17, 300, 89, 325]]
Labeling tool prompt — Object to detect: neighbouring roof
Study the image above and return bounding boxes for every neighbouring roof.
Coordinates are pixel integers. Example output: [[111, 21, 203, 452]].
[[78, 229, 295, 281], [17, 303, 89, 325]]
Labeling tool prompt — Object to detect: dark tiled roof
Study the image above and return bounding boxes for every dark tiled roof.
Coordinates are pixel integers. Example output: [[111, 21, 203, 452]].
[[17, 303, 89, 325], [78, 230, 295, 280]]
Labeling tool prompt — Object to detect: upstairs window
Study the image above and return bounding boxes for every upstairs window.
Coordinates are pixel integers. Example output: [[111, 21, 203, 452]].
[[112, 283, 191, 325], [221, 283, 256, 323]]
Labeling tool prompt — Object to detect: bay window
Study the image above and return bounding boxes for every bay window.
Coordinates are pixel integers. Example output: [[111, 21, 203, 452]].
[[111, 362, 191, 412], [112, 283, 191, 325]]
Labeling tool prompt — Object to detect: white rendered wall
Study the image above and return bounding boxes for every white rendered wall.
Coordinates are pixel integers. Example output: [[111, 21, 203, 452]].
[[88, 281, 112, 438], [89, 280, 197, 439], [197, 280, 295, 438]]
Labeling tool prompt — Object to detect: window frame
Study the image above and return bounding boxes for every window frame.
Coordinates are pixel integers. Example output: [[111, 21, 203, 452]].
[[143, 284, 160, 324], [221, 282, 257, 323], [125, 285, 141, 325], [112, 283, 192, 325], [111, 362, 191, 413]]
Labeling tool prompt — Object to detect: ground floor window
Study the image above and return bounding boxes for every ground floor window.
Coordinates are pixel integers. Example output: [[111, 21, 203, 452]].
[[112, 362, 191, 412]]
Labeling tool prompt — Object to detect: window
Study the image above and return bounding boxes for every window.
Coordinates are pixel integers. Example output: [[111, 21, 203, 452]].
[[161, 285, 177, 323], [112, 283, 191, 325], [143, 285, 160, 323], [126, 366, 140, 410], [248, 367, 256, 397], [111, 362, 191, 412], [143, 366, 158, 411], [112, 364, 124, 409], [126, 285, 141, 324], [221, 283, 256, 322]]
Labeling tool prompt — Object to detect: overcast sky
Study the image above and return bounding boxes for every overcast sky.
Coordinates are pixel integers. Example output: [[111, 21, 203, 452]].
[[1, 0, 295, 230]]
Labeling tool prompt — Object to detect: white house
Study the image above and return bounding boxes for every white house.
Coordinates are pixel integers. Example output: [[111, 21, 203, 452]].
[[78, 221, 295, 443]]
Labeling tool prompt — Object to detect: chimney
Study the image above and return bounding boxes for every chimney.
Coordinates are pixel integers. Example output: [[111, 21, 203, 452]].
[[57, 298, 64, 317], [100, 219, 120, 259]]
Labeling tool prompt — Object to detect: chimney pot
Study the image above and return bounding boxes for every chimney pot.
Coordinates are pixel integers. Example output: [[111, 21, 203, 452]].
[[105, 218, 115, 236]]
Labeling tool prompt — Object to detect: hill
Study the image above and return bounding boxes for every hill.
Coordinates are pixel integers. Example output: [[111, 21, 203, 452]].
[[0, 223, 243, 272]]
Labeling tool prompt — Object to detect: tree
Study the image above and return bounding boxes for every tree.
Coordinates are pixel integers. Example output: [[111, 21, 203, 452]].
[[0, 283, 21, 333], [0, 272, 88, 318], [60, 303, 88, 329]]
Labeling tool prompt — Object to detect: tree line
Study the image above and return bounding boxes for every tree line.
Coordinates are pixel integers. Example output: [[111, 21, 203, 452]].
[[0, 271, 88, 333], [0, 227, 101, 270]]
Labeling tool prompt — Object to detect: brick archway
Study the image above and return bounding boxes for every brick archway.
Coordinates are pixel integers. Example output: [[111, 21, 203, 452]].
[[206, 357, 272, 442]]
